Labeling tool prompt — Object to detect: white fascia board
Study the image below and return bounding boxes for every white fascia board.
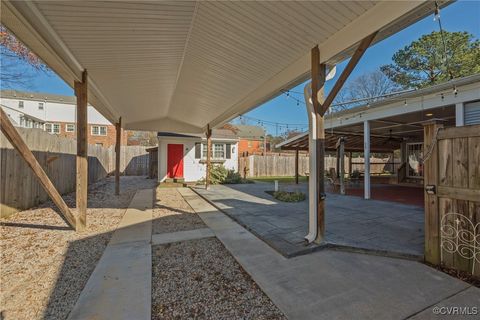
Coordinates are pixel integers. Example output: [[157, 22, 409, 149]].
[[202, 138, 239, 142], [2, 1, 119, 124], [125, 117, 204, 133], [208, 1, 439, 129], [325, 82, 480, 129]]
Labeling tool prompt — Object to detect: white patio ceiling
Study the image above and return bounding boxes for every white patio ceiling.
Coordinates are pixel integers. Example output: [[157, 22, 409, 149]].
[[1, 1, 449, 132]]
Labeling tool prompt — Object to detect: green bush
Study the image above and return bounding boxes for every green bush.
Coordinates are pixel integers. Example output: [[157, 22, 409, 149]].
[[272, 191, 306, 202], [207, 164, 253, 184]]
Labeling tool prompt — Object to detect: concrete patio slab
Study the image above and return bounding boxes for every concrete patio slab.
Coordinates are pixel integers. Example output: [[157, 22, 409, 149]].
[[409, 287, 480, 319], [179, 187, 478, 320], [68, 189, 153, 320], [192, 183, 424, 258], [151, 227, 214, 245]]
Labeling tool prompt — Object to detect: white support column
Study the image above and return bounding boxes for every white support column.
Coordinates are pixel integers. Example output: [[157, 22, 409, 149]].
[[304, 83, 318, 243], [455, 102, 465, 127], [363, 120, 371, 200]]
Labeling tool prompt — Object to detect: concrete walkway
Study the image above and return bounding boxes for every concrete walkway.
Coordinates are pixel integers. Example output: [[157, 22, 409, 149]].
[[179, 188, 480, 320], [68, 189, 153, 320], [193, 183, 424, 258]]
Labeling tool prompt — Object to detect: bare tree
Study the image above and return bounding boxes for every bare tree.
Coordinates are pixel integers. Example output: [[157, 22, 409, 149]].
[[333, 70, 401, 111], [1, 25, 50, 89]]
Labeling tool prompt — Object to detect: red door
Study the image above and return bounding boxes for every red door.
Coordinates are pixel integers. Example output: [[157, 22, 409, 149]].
[[167, 144, 184, 178]]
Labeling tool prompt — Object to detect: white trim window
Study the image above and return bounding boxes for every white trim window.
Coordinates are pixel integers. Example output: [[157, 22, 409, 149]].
[[45, 123, 60, 134], [91, 125, 107, 136], [199, 142, 232, 160], [65, 123, 75, 132], [38, 102, 44, 110], [18, 101, 24, 108]]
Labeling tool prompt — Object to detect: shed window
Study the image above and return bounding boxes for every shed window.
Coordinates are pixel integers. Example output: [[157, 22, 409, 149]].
[[201, 143, 228, 159]]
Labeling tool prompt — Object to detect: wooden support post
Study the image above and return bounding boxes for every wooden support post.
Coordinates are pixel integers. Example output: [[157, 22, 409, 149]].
[[339, 138, 345, 195], [0, 108, 76, 229], [311, 46, 326, 243], [295, 148, 299, 184], [348, 151, 353, 175], [115, 117, 122, 195], [74, 70, 88, 231], [423, 120, 443, 265], [205, 125, 212, 190]]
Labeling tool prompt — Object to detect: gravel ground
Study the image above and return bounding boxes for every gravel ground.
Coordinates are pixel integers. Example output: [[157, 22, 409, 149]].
[[0, 176, 155, 320], [152, 187, 285, 320], [152, 238, 286, 320], [153, 187, 206, 234]]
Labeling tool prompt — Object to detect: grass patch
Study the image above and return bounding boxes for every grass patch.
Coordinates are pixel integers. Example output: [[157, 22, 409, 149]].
[[266, 190, 306, 202], [252, 176, 308, 183]]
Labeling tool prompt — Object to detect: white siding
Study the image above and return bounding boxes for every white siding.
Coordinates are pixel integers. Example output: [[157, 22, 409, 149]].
[[0, 97, 111, 125], [157, 137, 238, 182]]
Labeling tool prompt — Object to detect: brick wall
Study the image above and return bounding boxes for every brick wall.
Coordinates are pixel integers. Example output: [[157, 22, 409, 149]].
[[49, 121, 128, 147], [238, 139, 264, 155]]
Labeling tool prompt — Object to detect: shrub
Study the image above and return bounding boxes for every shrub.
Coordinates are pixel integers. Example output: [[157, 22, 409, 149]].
[[207, 164, 253, 184], [272, 191, 306, 202]]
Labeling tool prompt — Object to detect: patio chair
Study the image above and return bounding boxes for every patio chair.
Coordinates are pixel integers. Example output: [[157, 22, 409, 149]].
[[327, 168, 341, 193]]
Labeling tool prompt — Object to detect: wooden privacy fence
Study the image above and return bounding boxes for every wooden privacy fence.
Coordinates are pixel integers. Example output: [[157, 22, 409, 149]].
[[1, 128, 150, 217], [239, 154, 394, 177], [424, 122, 480, 276]]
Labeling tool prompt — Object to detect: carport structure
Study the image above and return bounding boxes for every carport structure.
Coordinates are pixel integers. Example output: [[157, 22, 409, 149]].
[[278, 74, 480, 199], [1, 0, 452, 240]]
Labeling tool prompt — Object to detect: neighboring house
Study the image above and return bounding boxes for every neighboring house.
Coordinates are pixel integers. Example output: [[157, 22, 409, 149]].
[[224, 124, 267, 155], [0, 104, 45, 129], [0, 90, 130, 147], [157, 129, 238, 182]]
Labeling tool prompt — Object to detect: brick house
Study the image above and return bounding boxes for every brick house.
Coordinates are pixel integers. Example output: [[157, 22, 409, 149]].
[[1, 90, 134, 147], [223, 124, 267, 156]]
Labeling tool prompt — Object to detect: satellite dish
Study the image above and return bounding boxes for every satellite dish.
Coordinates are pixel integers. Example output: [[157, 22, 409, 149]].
[[326, 65, 336, 81]]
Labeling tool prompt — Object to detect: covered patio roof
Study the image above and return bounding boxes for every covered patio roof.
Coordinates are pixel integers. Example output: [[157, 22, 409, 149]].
[[2, 1, 449, 132], [279, 130, 401, 153], [278, 74, 480, 152]]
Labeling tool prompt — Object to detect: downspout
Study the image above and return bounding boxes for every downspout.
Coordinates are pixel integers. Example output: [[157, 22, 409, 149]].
[[304, 83, 318, 243]]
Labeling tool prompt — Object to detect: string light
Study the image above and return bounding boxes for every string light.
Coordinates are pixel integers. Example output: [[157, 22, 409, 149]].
[[441, 93, 445, 100], [404, 100, 408, 107], [453, 86, 458, 96]]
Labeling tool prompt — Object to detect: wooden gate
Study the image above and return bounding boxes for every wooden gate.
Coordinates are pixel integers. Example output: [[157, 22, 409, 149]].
[[424, 121, 480, 276]]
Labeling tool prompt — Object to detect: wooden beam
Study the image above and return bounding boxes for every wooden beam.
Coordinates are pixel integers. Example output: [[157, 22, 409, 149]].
[[0, 108, 76, 229], [75, 70, 88, 231], [349, 151, 353, 175], [311, 45, 327, 243], [205, 125, 212, 190], [295, 148, 299, 185], [321, 32, 377, 115], [115, 117, 122, 195]]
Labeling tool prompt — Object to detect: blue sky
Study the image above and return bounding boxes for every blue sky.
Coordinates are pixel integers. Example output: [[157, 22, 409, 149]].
[[3, 0, 479, 134]]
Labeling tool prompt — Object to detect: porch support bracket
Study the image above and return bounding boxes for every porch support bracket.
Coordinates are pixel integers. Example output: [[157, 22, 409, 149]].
[[305, 31, 377, 244]]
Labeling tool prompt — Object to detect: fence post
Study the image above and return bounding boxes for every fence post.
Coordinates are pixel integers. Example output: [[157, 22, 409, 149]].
[[423, 120, 443, 265]]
